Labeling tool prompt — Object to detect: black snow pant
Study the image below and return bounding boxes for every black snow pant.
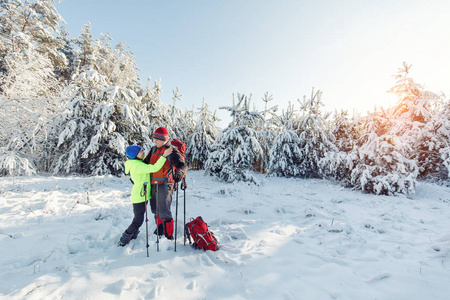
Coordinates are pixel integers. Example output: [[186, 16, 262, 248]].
[[124, 201, 147, 235], [150, 182, 174, 221]]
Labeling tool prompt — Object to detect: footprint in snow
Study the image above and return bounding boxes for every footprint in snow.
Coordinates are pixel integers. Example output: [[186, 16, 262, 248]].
[[151, 268, 170, 278], [368, 272, 391, 282], [186, 281, 197, 290], [184, 270, 203, 278], [226, 227, 249, 240], [103, 279, 125, 295], [200, 255, 215, 267], [147, 286, 164, 299]]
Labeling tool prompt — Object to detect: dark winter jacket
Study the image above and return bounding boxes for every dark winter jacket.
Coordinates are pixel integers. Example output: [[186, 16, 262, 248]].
[[143, 142, 188, 184]]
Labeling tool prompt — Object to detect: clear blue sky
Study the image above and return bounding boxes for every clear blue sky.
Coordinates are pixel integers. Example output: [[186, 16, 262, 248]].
[[55, 0, 450, 126]]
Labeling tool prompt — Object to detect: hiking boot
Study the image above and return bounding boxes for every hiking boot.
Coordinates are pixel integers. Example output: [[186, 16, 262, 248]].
[[118, 232, 133, 247], [164, 219, 174, 240], [131, 230, 139, 240], [153, 223, 164, 237]]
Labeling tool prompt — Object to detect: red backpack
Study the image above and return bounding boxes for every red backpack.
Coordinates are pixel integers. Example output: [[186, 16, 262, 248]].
[[185, 216, 219, 251], [171, 139, 186, 159]]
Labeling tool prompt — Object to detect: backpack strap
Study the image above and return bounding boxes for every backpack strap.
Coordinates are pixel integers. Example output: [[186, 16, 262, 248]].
[[184, 224, 192, 244]]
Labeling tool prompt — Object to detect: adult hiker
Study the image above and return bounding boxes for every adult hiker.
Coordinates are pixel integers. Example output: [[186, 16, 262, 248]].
[[143, 127, 188, 240], [118, 144, 173, 247]]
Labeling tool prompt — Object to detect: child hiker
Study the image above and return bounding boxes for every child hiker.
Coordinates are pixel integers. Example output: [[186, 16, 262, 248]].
[[118, 144, 173, 247]]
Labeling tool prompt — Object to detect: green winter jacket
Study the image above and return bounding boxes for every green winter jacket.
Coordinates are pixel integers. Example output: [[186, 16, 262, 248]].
[[124, 156, 167, 203]]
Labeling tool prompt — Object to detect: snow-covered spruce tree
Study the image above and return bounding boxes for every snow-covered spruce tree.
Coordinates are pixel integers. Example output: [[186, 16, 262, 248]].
[[293, 88, 336, 178], [347, 106, 418, 196], [186, 99, 220, 169], [268, 101, 304, 177], [419, 101, 450, 182], [73, 22, 98, 72], [55, 25, 78, 84], [388, 63, 442, 182], [169, 87, 191, 142], [0, 96, 57, 176], [0, 0, 65, 98], [0, 0, 66, 70], [439, 102, 450, 181], [72, 23, 141, 91], [96, 33, 141, 91], [255, 92, 278, 173], [139, 77, 175, 142], [205, 93, 263, 184], [320, 110, 361, 183], [0, 0, 65, 176], [46, 69, 144, 175]]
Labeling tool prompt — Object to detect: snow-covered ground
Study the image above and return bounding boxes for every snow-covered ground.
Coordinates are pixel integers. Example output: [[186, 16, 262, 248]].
[[1, 171, 449, 300]]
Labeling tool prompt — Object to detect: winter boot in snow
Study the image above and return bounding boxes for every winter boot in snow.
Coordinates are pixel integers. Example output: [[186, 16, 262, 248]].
[[164, 219, 174, 240], [131, 230, 139, 240], [153, 216, 164, 237], [118, 231, 134, 247]]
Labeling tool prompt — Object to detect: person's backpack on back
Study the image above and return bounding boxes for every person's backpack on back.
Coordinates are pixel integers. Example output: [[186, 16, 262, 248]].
[[147, 138, 187, 182], [185, 216, 219, 251], [171, 139, 186, 159], [170, 138, 187, 182]]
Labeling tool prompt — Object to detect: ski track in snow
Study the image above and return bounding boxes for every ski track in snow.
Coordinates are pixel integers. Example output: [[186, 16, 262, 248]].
[[0, 171, 449, 299]]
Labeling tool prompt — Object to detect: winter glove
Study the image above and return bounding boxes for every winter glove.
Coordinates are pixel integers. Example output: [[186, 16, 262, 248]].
[[173, 171, 183, 182]]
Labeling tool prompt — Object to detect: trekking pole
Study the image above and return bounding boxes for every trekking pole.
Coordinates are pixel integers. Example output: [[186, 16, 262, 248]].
[[181, 177, 187, 245], [174, 182, 179, 252], [143, 182, 149, 257], [155, 182, 160, 252]]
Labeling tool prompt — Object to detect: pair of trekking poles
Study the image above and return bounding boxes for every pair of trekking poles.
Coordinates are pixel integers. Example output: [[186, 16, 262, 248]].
[[142, 177, 187, 257]]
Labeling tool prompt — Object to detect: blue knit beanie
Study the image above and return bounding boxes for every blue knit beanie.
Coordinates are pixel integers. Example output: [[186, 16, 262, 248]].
[[126, 145, 141, 159]]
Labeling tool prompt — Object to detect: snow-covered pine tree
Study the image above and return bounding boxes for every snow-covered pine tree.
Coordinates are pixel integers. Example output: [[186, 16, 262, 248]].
[[139, 77, 174, 142], [186, 99, 220, 169], [73, 23, 98, 72], [268, 101, 303, 177], [348, 105, 418, 195], [205, 93, 263, 184], [0, 0, 65, 176], [0, 97, 55, 176], [0, 0, 64, 98], [320, 110, 361, 183], [55, 25, 78, 84], [418, 101, 450, 182], [294, 88, 336, 178], [388, 63, 442, 182], [97, 34, 141, 91], [46, 68, 144, 175], [169, 87, 190, 142], [255, 92, 278, 173], [438, 101, 450, 180]]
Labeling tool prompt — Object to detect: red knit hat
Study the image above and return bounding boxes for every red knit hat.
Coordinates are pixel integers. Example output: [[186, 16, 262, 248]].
[[153, 127, 169, 141]]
